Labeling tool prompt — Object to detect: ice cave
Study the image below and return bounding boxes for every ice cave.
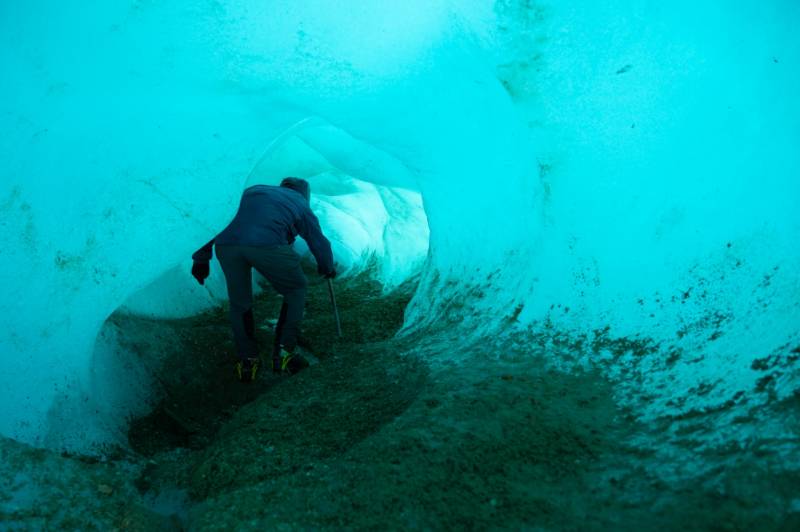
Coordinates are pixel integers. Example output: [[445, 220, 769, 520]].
[[1, 1, 798, 529]]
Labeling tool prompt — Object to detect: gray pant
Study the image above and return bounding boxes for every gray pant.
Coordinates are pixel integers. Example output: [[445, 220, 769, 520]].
[[215, 245, 307, 359]]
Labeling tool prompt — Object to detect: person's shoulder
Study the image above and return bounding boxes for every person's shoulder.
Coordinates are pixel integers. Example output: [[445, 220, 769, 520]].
[[245, 184, 306, 209], [244, 184, 281, 195], [275, 186, 309, 205]]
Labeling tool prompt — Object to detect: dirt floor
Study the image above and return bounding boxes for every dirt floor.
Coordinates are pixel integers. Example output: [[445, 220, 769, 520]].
[[1, 265, 798, 530]]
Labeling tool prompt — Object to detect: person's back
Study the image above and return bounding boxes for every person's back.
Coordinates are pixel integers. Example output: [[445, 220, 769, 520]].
[[191, 178, 335, 382], [215, 185, 309, 249], [193, 182, 333, 275]]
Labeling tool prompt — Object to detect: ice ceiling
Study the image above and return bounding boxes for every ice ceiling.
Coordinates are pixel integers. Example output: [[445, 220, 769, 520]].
[[0, 1, 798, 454]]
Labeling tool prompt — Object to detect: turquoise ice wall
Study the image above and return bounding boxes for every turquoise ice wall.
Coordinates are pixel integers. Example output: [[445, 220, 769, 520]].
[[0, 1, 798, 453]]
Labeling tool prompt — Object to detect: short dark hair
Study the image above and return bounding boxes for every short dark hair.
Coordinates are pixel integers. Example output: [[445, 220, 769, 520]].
[[279, 177, 310, 201]]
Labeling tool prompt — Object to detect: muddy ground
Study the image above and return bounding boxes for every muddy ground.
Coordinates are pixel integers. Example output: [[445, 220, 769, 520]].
[[1, 266, 798, 530]]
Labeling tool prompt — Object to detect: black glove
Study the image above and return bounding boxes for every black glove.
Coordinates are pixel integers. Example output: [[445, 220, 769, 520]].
[[192, 261, 210, 285], [323, 269, 337, 280]]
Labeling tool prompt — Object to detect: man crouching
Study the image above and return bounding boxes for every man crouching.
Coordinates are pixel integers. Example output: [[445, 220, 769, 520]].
[[191, 177, 336, 382]]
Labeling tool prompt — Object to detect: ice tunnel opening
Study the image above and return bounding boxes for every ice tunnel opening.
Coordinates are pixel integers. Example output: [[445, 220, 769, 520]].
[[63, 120, 432, 454], [1, 0, 800, 528]]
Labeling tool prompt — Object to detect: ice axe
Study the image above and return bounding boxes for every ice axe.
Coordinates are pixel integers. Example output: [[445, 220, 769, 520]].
[[327, 278, 342, 338]]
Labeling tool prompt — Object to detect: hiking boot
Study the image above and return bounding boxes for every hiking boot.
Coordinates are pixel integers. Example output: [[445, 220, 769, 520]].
[[272, 348, 309, 375], [235, 357, 260, 383]]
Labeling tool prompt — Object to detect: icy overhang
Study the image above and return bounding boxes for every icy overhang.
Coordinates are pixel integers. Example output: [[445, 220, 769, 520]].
[[0, 1, 798, 456], [0, 1, 531, 448]]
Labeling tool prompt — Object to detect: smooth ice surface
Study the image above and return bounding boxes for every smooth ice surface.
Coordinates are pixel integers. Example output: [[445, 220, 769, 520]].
[[0, 0, 798, 462]]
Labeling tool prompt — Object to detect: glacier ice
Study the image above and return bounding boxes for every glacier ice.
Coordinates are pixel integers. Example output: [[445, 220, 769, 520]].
[[0, 0, 797, 482]]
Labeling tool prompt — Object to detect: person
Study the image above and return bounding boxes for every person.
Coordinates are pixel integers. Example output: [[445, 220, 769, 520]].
[[190, 177, 336, 382]]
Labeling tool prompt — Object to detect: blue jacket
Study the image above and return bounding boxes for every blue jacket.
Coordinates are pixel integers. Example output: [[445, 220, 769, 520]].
[[192, 185, 334, 274]]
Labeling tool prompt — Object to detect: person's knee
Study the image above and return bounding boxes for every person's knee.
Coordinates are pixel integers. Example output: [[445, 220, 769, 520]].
[[229, 302, 253, 316], [242, 308, 255, 338], [285, 286, 306, 301], [267, 272, 306, 297]]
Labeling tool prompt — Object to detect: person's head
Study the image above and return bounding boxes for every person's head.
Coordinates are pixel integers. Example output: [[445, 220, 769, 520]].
[[279, 177, 310, 201]]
